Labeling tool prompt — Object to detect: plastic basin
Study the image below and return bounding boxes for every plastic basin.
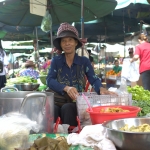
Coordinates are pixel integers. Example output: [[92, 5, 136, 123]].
[[86, 105, 141, 124]]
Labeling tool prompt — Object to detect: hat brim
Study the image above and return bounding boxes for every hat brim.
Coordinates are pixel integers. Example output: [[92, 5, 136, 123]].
[[53, 31, 82, 51], [25, 63, 35, 67]]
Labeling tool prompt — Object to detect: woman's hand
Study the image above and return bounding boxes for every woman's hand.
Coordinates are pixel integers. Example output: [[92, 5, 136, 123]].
[[100, 87, 117, 95], [64, 86, 79, 100]]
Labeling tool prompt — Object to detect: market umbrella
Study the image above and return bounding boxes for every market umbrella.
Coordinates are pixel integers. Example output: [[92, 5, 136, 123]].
[[75, 2, 150, 43], [0, 0, 117, 26]]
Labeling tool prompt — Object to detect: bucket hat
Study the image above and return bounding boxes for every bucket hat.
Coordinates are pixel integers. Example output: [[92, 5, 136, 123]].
[[53, 22, 82, 51]]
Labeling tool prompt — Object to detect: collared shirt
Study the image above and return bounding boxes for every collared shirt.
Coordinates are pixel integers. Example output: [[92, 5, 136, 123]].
[[46, 53, 102, 95], [113, 66, 122, 73], [20, 68, 39, 79]]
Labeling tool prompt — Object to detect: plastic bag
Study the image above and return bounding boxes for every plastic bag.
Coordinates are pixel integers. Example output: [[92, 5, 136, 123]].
[[0, 112, 40, 150], [41, 10, 52, 32], [121, 58, 140, 82], [116, 78, 132, 105], [116, 78, 128, 95]]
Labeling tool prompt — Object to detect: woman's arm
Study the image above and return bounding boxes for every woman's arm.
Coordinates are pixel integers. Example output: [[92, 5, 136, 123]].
[[130, 55, 139, 63], [46, 57, 66, 95]]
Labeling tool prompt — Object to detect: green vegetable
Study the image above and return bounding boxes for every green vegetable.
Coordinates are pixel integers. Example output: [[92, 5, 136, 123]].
[[6, 76, 37, 86], [38, 85, 47, 91], [127, 85, 150, 116], [40, 71, 47, 76]]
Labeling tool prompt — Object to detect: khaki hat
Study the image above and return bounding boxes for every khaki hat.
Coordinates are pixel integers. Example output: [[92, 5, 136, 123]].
[[25, 60, 35, 68]]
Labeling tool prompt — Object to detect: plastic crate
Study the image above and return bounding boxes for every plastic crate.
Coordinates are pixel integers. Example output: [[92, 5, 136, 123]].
[[76, 92, 97, 125], [107, 75, 117, 80], [76, 92, 132, 125]]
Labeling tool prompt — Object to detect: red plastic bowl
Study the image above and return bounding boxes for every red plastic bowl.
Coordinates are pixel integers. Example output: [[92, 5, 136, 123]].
[[86, 105, 141, 124]]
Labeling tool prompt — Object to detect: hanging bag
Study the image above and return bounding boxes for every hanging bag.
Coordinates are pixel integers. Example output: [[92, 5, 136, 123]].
[[121, 58, 139, 82], [41, 10, 52, 33]]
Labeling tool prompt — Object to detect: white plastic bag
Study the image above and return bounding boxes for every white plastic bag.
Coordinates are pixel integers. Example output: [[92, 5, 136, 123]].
[[121, 58, 139, 82], [0, 112, 40, 150], [41, 10, 52, 32]]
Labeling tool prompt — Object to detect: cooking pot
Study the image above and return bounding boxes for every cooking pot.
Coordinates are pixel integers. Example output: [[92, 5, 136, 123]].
[[0, 90, 54, 133]]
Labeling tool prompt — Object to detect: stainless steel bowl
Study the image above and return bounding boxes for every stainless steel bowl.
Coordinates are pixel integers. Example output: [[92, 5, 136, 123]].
[[14, 83, 40, 91], [102, 117, 150, 150]]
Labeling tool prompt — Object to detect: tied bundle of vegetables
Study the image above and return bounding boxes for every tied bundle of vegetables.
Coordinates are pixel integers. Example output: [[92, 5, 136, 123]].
[[127, 85, 150, 116]]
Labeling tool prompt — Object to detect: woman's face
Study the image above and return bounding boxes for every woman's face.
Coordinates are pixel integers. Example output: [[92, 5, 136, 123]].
[[60, 37, 78, 54], [115, 61, 119, 66]]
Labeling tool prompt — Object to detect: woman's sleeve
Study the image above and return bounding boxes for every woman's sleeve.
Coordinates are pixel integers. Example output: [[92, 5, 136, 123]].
[[84, 57, 102, 94], [46, 57, 66, 95], [135, 45, 141, 56]]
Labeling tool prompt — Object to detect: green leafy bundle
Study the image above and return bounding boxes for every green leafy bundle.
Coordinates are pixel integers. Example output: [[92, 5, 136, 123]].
[[6, 76, 37, 86], [127, 85, 150, 116]]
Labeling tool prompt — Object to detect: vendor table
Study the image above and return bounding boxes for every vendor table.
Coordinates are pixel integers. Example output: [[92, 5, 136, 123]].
[[29, 133, 93, 150]]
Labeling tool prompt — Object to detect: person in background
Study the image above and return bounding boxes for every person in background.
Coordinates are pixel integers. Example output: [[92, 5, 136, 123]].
[[42, 57, 51, 70], [131, 33, 150, 90], [20, 60, 39, 79], [87, 50, 94, 68], [128, 48, 134, 58], [113, 60, 122, 74], [14, 58, 19, 69], [106, 60, 122, 88], [46, 22, 116, 127], [0, 41, 8, 89]]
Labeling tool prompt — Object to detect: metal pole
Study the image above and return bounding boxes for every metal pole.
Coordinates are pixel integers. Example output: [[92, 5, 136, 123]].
[[104, 27, 107, 84], [122, 9, 126, 57], [35, 27, 39, 65], [35, 27, 39, 51], [81, 0, 84, 56], [50, 28, 53, 57]]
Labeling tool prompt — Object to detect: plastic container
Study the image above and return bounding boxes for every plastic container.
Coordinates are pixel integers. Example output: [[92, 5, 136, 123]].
[[76, 92, 97, 125], [86, 105, 141, 124], [107, 75, 117, 80], [76, 93, 132, 125]]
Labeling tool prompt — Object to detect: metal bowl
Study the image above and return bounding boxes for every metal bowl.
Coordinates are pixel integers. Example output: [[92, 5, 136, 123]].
[[14, 83, 40, 91], [102, 117, 150, 150]]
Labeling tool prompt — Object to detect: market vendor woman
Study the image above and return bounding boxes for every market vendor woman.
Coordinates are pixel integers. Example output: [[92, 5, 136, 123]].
[[46, 22, 116, 127], [113, 60, 122, 74]]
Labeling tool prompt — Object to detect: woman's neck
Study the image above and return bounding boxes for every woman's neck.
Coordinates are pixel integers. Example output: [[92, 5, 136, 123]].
[[140, 41, 147, 44], [65, 53, 75, 67]]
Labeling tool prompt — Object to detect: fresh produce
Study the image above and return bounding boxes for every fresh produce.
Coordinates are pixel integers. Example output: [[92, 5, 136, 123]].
[[38, 85, 47, 91], [100, 107, 130, 113], [127, 85, 150, 116], [106, 70, 121, 76], [40, 71, 47, 76], [6, 76, 37, 86]]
